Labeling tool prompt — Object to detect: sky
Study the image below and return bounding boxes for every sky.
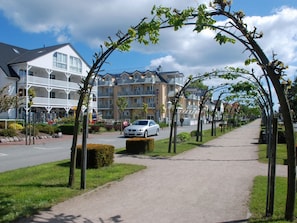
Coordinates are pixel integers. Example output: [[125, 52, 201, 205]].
[[0, 0, 297, 107]]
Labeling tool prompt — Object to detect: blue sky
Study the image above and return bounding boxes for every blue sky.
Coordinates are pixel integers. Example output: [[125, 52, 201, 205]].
[[0, 0, 296, 80]]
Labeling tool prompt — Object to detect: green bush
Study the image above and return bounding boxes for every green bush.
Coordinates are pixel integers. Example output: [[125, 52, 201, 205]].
[[0, 128, 17, 137], [190, 130, 197, 137], [58, 124, 80, 135], [36, 124, 59, 135], [58, 116, 75, 124], [126, 138, 155, 154], [21, 126, 39, 136], [8, 123, 23, 130], [177, 132, 191, 142], [76, 144, 114, 169], [159, 122, 167, 129]]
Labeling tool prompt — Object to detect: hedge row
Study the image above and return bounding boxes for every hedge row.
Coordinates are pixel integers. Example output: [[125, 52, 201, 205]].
[[76, 144, 114, 169], [126, 138, 155, 154]]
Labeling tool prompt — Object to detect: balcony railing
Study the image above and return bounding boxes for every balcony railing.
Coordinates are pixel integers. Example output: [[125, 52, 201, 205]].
[[32, 97, 97, 109], [118, 91, 155, 96], [26, 76, 80, 90], [117, 77, 155, 85]]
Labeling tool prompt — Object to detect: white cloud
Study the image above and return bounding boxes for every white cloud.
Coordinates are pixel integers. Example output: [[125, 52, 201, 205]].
[[0, 0, 296, 79]]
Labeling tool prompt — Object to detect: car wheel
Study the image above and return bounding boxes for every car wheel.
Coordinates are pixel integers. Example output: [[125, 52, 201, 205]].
[[144, 130, 148, 138], [155, 129, 159, 136]]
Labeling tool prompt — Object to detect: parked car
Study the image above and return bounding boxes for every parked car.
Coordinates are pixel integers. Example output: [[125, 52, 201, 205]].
[[123, 119, 160, 138]]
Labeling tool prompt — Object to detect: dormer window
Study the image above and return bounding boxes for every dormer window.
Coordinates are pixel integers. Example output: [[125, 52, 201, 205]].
[[12, 48, 20, 54], [53, 52, 67, 70], [70, 56, 82, 73]]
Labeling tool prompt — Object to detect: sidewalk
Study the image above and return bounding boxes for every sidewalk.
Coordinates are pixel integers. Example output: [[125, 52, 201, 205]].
[[20, 119, 287, 223]]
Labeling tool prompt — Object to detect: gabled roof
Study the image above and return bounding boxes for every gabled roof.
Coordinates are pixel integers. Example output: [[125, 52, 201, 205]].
[[8, 43, 68, 64], [0, 42, 28, 78], [0, 42, 89, 79]]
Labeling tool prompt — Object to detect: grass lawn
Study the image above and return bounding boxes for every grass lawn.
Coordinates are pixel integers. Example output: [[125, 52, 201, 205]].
[[249, 135, 297, 222], [249, 176, 297, 223], [258, 143, 288, 165], [0, 162, 145, 222], [117, 127, 231, 157]]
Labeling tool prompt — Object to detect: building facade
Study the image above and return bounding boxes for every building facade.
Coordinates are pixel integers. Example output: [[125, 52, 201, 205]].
[[0, 42, 96, 122], [98, 70, 187, 122]]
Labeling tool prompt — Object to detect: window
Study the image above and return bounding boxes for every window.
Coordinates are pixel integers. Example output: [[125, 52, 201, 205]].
[[50, 92, 56, 98], [50, 74, 55, 79], [69, 56, 82, 73], [53, 52, 67, 70]]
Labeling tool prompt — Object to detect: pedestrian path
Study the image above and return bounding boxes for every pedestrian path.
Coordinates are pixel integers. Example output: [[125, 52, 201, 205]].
[[20, 119, 287, 223]]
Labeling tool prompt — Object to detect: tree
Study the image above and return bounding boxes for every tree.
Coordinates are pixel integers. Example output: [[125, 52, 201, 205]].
[[0, 85, 18, 113], [142, 102, 148, 119], [137, 1, 295, 220], [189, 79, 208, 90], [116, 97, 128, 133]]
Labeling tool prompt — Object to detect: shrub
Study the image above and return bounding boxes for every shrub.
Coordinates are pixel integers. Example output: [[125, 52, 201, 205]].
[[105, 124, 113, 131], [159, 122, 167, 129], [76, 144, 114, 169], [126, 138, 154, 154], [0, 128, 17, 137], [36, 124, 58, 135], [21, 126, 39, 136], [177, 132, 191, 142], [89, 124, 101, 133], [190, 130, 197, 137], [58, 116, 75, 124], [58, 124, 80, 135], [8, 123, 23, 130]]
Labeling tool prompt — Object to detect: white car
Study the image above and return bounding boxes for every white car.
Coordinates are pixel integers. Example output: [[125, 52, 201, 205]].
[[124, 119, 160, 138]]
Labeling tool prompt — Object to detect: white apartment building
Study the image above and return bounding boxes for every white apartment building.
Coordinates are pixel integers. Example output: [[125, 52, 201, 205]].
[[0, 42, 96, 122]]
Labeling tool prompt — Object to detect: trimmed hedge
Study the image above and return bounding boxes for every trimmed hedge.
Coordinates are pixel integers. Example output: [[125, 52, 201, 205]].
[[59, 124, 81, 135], [76, 144, 114, 169], [126, 138, 154, 154]]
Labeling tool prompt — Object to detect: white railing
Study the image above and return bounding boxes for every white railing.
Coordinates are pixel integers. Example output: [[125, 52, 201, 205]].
[[33, 97, 78, 107], [27, 76, 79, 89]]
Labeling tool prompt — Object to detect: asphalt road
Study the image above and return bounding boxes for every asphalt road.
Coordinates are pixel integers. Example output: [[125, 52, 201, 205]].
[[0, 123, 212, 173]]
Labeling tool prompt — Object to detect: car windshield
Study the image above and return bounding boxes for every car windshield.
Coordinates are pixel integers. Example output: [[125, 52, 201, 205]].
[[133, 120, 148, 125]]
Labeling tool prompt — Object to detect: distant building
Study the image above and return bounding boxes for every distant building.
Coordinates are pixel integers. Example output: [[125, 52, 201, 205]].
[[0, 42, 96, 122], [98, 70, 187, 122]]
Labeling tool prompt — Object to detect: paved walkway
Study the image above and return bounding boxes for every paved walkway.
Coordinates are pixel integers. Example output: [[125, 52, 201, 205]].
[[20, 119, 287, 223]]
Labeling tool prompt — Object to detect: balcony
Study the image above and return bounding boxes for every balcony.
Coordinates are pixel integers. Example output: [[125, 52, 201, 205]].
[[25, 76, 80, 90], [118, 90, 155, 96], [117, 77, 155, 85], [31, 97, 97, 110]]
